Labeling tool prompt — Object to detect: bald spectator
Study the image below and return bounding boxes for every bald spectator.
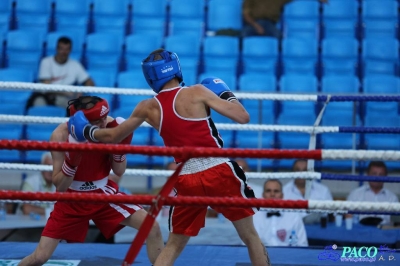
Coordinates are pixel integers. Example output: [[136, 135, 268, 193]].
[[253, 179, 308, 246]]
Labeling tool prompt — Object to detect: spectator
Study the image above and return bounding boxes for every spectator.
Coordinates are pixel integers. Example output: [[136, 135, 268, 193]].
[[283, 159, 333, 223], [27, 36, 95, 109], [20, 152, 55, 215], [347, 161, 399, 226], [242, 0, 327, 38], [253, 179, 308, 246]]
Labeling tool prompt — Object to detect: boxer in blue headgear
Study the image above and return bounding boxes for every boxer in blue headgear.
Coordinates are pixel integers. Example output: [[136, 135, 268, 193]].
[[141, 48, 184, 93]]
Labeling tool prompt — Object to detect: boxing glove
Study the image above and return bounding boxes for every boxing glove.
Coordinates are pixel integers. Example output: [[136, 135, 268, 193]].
[[62, 135, 84, 177], [107, 117, 133, 162], [68, 111, 99, 142], [201, 77, 237, 102]]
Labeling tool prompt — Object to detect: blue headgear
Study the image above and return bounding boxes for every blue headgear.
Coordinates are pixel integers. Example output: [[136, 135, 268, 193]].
[[141, 50, 184, 93]]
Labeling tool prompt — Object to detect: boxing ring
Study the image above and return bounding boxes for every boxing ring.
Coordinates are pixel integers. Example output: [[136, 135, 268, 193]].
[[0, 82, 399, 265]]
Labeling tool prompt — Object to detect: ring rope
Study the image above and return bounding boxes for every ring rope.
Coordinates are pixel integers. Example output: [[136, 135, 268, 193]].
[[2, 163, 400, 182], [2, 115, 399, 134], [1, 190, 399, 213], [2, 81, 400, 102], [1, 140, 400, 161]]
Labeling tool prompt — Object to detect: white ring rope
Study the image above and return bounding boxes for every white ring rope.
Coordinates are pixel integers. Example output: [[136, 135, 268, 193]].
[[321, 150, 400, 161], [0, 114, 343, 133], [309, 200, 400, 213], [0, 81, 319, 101], [0, 163, 321, 180]]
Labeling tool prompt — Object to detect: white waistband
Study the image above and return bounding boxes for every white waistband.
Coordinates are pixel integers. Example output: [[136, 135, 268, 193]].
[[179, 157, 230, 175], [69, 176, 108, 191]]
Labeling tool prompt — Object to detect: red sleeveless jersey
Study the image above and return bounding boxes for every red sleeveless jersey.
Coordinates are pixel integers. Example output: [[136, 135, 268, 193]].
[[66, 134, 111, 182], [155, 87, 224, 163]]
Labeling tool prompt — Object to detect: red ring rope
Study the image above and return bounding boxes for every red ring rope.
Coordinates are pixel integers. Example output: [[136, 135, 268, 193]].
[[0, 190, 308, 209], [0, 140, 323, 159]]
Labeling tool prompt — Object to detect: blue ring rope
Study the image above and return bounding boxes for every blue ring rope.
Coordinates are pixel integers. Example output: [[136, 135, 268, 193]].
[[321, 173, 400, 183], [318, 95, 400, 102], [348, 211, 400, 216], [339, 127, 400, 134]]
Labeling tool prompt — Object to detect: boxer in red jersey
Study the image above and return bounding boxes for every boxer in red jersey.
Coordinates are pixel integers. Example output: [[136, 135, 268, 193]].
[[68, 50, 270, 266], [18, 96, 163, 266]]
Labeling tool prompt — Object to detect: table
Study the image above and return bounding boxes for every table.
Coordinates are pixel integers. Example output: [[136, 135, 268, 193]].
[[305, 222, 400, 246], [115, 217, 400, 247]]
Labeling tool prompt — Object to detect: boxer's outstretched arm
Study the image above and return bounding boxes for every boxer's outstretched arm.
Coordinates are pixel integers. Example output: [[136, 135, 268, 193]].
[[93, 100, 148, 144]]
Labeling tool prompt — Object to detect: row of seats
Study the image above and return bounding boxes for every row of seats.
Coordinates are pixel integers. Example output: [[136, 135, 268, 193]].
[[1, 31, 399, 84], [0, 0, 399, 40]]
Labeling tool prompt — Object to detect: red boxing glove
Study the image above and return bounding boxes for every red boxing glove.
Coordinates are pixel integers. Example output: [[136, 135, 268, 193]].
[[62, 135, 83, 177], [107, 117, 133, 161]]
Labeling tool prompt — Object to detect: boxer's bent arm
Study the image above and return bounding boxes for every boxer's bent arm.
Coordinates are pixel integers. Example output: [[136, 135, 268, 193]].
[[50, 124, 74, 192], [195, 85, 250, 124], [111, 157, 127, 177]]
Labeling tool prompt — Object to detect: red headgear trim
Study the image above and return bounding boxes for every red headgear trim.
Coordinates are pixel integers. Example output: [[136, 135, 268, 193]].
[[68, 97, 109, 121]]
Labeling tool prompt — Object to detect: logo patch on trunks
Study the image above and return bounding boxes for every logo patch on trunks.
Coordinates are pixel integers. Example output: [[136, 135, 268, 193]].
[[79, 181, 97, 190]]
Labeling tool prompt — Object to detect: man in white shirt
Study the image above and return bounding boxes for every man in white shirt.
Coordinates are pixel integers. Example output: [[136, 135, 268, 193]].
[[283, 159, 333, 223], [28, 36, 95, 109], [347, 161, 399, 225], [253, 179, 308, 246], [20, 152, 56, 215]]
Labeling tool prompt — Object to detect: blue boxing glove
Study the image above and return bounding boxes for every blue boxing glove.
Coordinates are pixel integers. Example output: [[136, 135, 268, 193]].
[[68, 111, 99, 142], [201, 77, 237, 102]]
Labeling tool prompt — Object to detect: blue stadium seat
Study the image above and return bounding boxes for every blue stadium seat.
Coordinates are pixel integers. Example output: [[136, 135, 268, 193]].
[[321, 102, 361, 151], [86, 69, 116, 105], [92, 0, 130, 39], [280, 74, 318, 93], [54, 0, 91, 38], [283, 1, 320, 39], [0, 68, 34, 105], [322, 0, 358, 38], [282, 38, 318, 75], [277, 107, 315, 165], [0, 150, 23, 162], [131, 0, 168, 38], [6, 30, 44, 73], [169, 19, 204, 41], [362, 0, 398, 39], [365, 102, 398, 117], [207, 0, 242, 32], [322, 38, 359, 76], [198, 71, 237, 91], [203, 36, 239, 75], [239, 73, 277, 92], [125, 34, 163, 71], [363, 75, 400, 94], [46, 31, 84, 60], [0, 68, 34, 82], [25, 106, 66, 162], [131, 18, 165, 39], [242, 37, 278, 75], [321, 75, 360, 94], [0, 13, 9, 37], [15, 0, 52, 35], [364, 115, 400, 150], [117, 70, 152, 108], [85, 33, 124, 74], [362, 38, 399, 76], [164, 35, 201, 86], [168, 0, 204, 39], [117, 70, 148, 89], [241, 99, 275, 126]]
